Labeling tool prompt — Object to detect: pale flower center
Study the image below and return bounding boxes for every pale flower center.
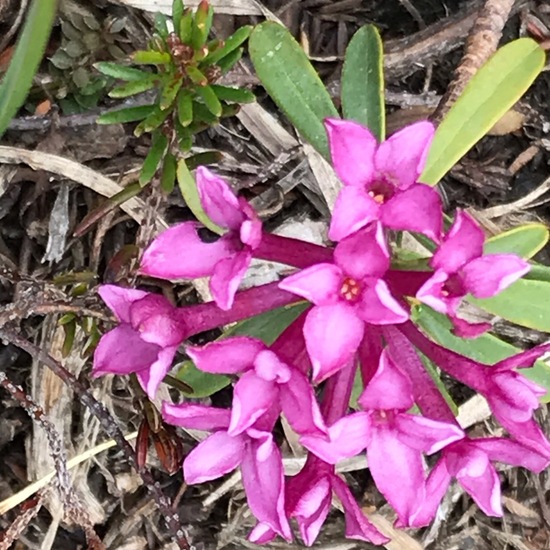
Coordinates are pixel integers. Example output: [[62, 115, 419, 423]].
[[340, 277, 361, 302]]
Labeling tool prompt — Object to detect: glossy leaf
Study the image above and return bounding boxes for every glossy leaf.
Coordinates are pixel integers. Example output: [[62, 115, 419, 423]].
[[484, 223, 549, 258], [176, 159, 223, 234], [97, 104, 155, 125], [109, 76, 159, 98], [139, 131, 168, 185], [191, 0, 213, 49], [210, 84, 255, 103], [415, 305, 550, 401], [202, 25, 253, 65], [196, 84, 222, 116], [0, 0, 57, 138], [132, 50, 171, 65], [341, 24, 385, 141], [94, 62, 151, 81], [421, 38, 545, 185], [216, 47, 243, 73], [249, 22, 338, 158]]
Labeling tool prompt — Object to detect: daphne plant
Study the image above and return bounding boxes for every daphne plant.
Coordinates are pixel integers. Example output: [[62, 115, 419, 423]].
[[91, 20, 550, 548]]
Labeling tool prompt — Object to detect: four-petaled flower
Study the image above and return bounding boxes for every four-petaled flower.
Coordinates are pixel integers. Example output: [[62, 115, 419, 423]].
[[417, 210, 530, 337], [93, 285, 187, 398], [140, 166, 262, 310], [326, 118, 442, 242], [279, 223, 408, 382]]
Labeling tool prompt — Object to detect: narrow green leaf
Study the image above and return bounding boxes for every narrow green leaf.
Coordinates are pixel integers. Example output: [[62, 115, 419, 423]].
[[421, 38, 545, 185], [341, 24, 385, 141], [160, 75, 183, 110], [192, 101, 218, 124], [196, 84, 222, 116], [202, 25, 253, 65], [108, 76, 158, 98], [186, 66, 208, 86], [97, 104, 155, 124], [0, 0, 57, 138], [415, 305, 550, 401], [210, 84, 255, 103], [172, 0, 184, 32], [177, 159, 224, 233], [177, 89, 193, 126], [132, 50, 171, 65], [191, 1, 214, 49], [525, 263, 550, 283], [484, 223, 549, 258], [471, 278, 550, 332], [139, 131, 168, 185], [179, 8, 194, 44], [94, 62, 151, 81], [160, 152, 177, 194], [175, 361, 230, 398], [216, 47, 243, 73], [249, 22, 338, 158], [134, 105, 171, 136], [154, 13, 170, 39]]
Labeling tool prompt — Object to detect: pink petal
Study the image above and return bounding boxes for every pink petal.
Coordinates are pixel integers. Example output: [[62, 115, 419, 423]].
[[461, 254, 530, 298], [450, 315, 492, 338], [395, 413, 464, 454], [494, 342, 550, 372], [278, 263, 342, 306], [331, 476, 389, 545], [374, 121, 435, 190], [472, 438, 550, 473], [136, 345, 178, 398], [228, 372, 278, 436], [161, 402, 231, 430], [97, 285, 148, 323], [279, 369, 327, 436], [381, 183, 443, 242], [334, 223, 389, 280], [184, 430, 245, 484], [304, 304, 364, 383], [241, 431, 292, 540], [240, 216, 262, 249], [92, 324, 160, 376], [248, 523, 277, 544], [196, 166, 244, 230], [254, 350, 292, 383], [355, 279, 409, 325], [329, 186, 380, 242], [210, 249, 251, 310], [300, 412, 371, 464], [431, 210, 484, 273], [324, 118, 377, 188], [367, 425, 426, 526], [187, 336, 264, 374], [416, 269, 459, 314], [358, 350, 414, 411], [140, 222, 235, 279]]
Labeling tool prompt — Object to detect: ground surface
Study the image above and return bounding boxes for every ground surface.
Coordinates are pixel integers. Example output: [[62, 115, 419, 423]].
[[0, 0, 550, 549]]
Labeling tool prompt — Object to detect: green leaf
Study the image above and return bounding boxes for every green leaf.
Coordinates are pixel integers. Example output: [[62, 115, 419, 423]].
[[94, 62, 152, 81], [178, 8, 194, 44], [132, 50, 171, 65], [191, 1, 214, 49], [0, 0, 57, 138], [134, 105, 171, 136], [160, 152, 177, 194], [202, 25, 253, 65], [216, 47, 243, 73], [154, 12, 170, 39], [176, 303, 308, 397], [177, 89, 193, 126], [160, 75, 183, 110], [249, 22, 339, 159], [341, 24, 385, 141], [196, 84, 222, 116], [186, 66, 208, 86], [139, 130, 168, 185], [525, 262, 550, 283], [415, 305, 550, 401], [192, 101, 218, 124], [484, 223, 549, 258], [109, 76, 159, 98], [97, 104, 155, 124], [471, 278, 550, 332], [177, 159, 224, 233], [421, 38, 545, 185], [172, 0, 184, 31], [210, 84, 255, 103]]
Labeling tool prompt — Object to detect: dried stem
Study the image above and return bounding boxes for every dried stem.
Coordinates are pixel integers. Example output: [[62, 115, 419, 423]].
[[0, 494, 43, 550]]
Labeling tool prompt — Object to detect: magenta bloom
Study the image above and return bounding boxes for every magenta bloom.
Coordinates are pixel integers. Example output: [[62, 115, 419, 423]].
[[93, 285, 186, 398], [300, 350, 463, 526], [187, 336, 327, 437], [140, 166, 262, 310], [326, 118, 442, 242], [417, 210, 530, 336], [162, 402, 292, 541], [413, 437, 549, 526], [279, 223, 408, 382]]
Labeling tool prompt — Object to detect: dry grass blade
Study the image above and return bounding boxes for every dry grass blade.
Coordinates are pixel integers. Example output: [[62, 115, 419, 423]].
[[110, 0, 266, 16]]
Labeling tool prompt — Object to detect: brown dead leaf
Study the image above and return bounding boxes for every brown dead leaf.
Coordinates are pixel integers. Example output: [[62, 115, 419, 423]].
[[503, 496, 541, 526], [488, 109, 526, 136]]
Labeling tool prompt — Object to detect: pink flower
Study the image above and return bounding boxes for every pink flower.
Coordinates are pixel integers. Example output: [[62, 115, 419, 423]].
[[279, 223, 408, 382], [187, 336, 327, 437], [300, 350, 463, 526], [140, 167, 262, 310], [93, 285, 186, 398], [326, 118, 442, 242], [417, 210, 530, 337], [162, 402, 292, 541], [413, 437, 550, 526]]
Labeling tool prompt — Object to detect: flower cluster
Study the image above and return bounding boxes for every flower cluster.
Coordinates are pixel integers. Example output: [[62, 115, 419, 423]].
[[93, 119, 550, 545]]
